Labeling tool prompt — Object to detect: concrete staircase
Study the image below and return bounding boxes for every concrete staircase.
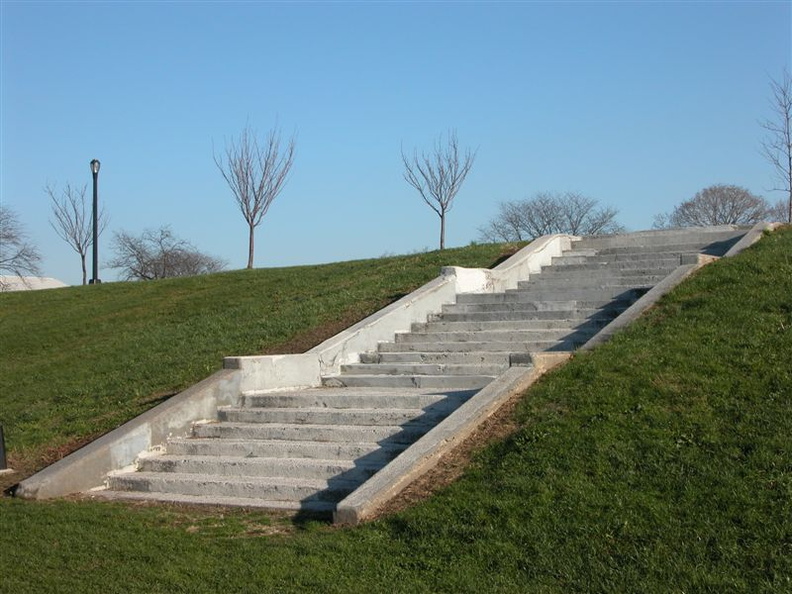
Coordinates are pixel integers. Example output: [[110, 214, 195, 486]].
[[97, 227, 747, 514]]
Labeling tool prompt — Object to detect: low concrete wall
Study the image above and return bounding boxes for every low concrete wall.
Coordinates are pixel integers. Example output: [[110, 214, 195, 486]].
[[16, 369, 241, 499], [489, 234, 578, 291], [224, 353, 322, 393]]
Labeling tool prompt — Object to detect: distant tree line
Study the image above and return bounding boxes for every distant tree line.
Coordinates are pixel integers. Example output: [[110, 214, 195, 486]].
[[4, 68, 789, 287]]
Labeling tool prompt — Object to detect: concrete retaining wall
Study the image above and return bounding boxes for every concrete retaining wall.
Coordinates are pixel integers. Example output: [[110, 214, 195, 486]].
[[16, 369, 241, 499]]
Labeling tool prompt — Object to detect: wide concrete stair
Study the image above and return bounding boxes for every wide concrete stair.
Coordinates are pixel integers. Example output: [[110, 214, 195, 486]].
[[98, 226, 747, 514]]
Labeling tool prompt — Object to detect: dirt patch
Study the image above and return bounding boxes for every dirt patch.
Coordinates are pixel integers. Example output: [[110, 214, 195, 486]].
[[367, 389, 524, 520]]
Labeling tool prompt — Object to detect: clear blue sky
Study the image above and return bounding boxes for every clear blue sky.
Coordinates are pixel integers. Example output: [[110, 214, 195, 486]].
[[1, 0, 790, 285]]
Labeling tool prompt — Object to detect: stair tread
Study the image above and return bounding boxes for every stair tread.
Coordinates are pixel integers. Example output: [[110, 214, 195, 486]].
[[148, 454, 381, 467], [90, 490, 338, 513]]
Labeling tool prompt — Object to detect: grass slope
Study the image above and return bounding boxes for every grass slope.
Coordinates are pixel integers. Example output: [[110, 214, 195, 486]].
[[0, 229, 790, 593], [0, 243, 511, 474]]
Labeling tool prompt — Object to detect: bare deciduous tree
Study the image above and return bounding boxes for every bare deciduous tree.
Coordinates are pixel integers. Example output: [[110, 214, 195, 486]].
[[653, 184, 774, 228], [214, 124, 296, 269], [46, 182, 108, 285], [0, 205, 41, 289], [760, 69, 792, 223], [402, 130, 477, 249], [109, 226, 226, 281], [479, 192, 624, 242]]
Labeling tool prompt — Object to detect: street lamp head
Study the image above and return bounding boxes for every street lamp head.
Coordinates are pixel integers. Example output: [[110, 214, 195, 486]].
[[90, 159, 101, 174]]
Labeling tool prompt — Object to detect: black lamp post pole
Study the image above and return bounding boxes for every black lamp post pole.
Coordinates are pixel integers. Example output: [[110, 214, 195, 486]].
[[90, 159, 101, 284]]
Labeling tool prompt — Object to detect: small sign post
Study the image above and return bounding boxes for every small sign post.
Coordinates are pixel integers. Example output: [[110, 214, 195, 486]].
[[0, 424, 7, 471]]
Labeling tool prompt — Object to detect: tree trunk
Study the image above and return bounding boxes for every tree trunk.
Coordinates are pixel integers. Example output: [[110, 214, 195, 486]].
[[247, 222, 255, 269], [80, 253, 87, 285], [439, 212, 446, 250]]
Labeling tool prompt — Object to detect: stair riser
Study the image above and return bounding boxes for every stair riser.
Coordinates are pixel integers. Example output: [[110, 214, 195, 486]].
[[543, 259, 682, 272], [108, 474, 353, 502], [521, 274, 670, 288], [322, 375, 494, 390], [240, 393, 455, 410], [372, 352, 512, 365], [443, 300, 624, 314], [193, 423, 431, 443], [413, 319, 607, 333], [394, 329, 593, 344], [552, 253, 686, 266], [376, 339, 587, 353], [456, 289, 643, 304], [339, 363, 507, 376], [218, 408, 450, 426], [166, 439, 403, 462], [435, 308, 618, 321], [139, 457, 378, 481], [574, 232, 744, 249]]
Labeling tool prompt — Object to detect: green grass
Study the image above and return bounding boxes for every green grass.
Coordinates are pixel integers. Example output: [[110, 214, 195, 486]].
[[1, 230, 790, 593], [0, 242, 513, 471]]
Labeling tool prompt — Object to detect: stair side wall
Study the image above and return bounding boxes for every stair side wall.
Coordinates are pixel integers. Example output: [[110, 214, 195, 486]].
[[16, 369, 241, 499]]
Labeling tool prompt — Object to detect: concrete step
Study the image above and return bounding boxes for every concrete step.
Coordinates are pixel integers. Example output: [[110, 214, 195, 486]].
[[574, 227, 745, 249], [532, 266, 674, 280], [541, 257, 682, 272], [394, 328, 594, 344], [138, 455, 381, 481], [442, 299, 625, 314], [376, 338, 586, 353], [193, 421, 432, 443], [551, 252, 691, 266], [518, 275, 668, 290], [90, 490, 338, 515], [322, 373, 496, 390], [412, 318, 600, 333], [340, 362, 507, 376], [240, 387, 466, 410], [166, 437, 406, 462], [456, 288, 645, 304], [369, 351, 513, 366], [434, 307, 618, 322], [219, 406, 448, 427], [107, 471, 356, 502]]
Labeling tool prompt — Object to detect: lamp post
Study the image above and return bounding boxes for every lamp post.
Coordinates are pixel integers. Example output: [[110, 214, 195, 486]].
[[89, 159, 101, 284]]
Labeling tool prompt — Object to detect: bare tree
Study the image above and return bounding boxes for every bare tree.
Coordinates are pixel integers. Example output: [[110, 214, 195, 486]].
[[46, 182, 108, 285], [402, 130, 477, 249], [760, 69, 792, 223], [214, 124, 296, 269], [109, 226, 226, 281], [653, 184, 774, 228], [0, 205, 41, 289], [479, 192, 624, 242]]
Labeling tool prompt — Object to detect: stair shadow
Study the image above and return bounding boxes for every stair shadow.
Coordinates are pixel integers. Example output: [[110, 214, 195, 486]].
[[295, 389, 479, 514], [548, 287, 650, 351], [700, 235, 743, 256]]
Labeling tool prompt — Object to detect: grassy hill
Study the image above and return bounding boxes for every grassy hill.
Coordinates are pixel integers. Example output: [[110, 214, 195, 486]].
[[0, 243, 512, 476], [0, 229, 790, 592]]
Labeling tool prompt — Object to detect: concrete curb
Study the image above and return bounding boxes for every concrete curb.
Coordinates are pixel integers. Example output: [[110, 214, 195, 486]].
[[15, 369, 241, 499], [333, 352, 570, 525]]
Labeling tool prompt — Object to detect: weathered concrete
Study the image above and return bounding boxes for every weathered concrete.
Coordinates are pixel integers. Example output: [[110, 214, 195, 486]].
[[16, 369, 241, 499], [333, 352, 570, 525]]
